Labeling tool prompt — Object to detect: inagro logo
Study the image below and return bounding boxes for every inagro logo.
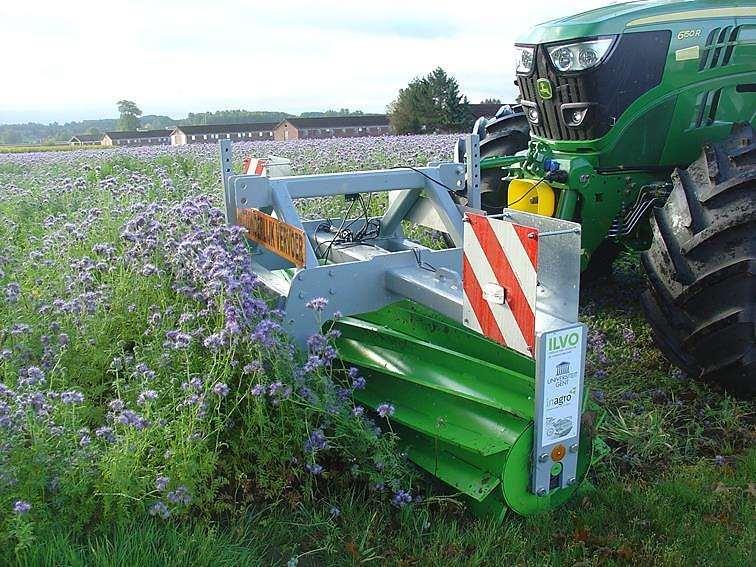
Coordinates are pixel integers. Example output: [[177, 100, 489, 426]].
[[548, 331, 580, 351]]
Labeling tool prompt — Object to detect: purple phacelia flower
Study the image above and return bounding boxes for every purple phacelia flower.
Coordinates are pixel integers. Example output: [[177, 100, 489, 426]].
[[302, 355, 323, 374], [329, 506, 341, 518], [305, 297, 328, 312], [181, 377, 203, 391], [307, 333, 328, 352], [591, 390, 606, 404], [155, 476, 170, 491], [166, 485, 191, 505], [377, 403, 395, 418], [95, 426, 116, 443], [212, 382, 230, 397], [352, 406, 364, 417], [352, 376, 366, 390], [25, 366, 45, 385], [149, 501, 170, 519], [60, 390, 84, 404], [304, 429, 328, 452], [306, 463, 324, 475], [118, 410, 149, 430], [5, 283, 20, 303], [141, 264, 159, 276], [137, 390, 158, 405], [202, 333, 225, 351], [13, 500, 31, 514], [391, 490, 413, 508], [250, 384, 266, 397]]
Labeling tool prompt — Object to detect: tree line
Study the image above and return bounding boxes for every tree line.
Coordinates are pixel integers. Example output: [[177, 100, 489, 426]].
[[1, 69, 497, 144], [0, 106, 373, 145]]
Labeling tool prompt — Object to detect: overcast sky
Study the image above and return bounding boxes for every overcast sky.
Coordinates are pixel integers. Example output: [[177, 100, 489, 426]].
[[0, 0, 611, 124]]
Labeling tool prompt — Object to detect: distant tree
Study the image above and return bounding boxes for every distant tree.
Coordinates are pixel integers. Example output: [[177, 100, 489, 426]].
[[388, 67, 469, 134], [0, 130, 22, 145], [300, 109, 366, 118], [117, 100, 142, 131], [481, 98, 502, 104], [184, 109, 291, 126], [85, 127, 101, 136]]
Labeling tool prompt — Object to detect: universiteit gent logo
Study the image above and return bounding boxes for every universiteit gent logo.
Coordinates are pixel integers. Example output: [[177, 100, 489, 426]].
[[537, 78, 553, 100]]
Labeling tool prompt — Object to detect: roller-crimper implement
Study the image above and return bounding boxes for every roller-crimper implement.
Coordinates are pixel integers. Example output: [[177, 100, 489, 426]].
[[220, 0, 755, 519]]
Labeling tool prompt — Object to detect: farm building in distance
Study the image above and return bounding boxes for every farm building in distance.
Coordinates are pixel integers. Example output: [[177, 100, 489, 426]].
[[170, 123, 277, 146], [68, 134, 102, 146], [101, 130, 172, 147], [273, 115, 390, 141]]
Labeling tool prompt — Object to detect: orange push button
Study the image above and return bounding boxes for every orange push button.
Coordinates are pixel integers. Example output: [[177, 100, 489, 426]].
[[550, 444, 566, 462]]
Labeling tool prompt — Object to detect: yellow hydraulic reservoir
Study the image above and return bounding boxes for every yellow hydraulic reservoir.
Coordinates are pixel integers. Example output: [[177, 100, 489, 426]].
[[508, 178, 556, 216]]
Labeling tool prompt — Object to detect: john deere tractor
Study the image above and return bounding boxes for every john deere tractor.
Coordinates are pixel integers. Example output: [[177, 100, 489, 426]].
[[457, 0, 755, 392]]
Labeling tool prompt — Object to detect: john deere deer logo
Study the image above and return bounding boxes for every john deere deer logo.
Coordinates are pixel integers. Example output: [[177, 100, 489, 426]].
[[537, 78, 553, 100]]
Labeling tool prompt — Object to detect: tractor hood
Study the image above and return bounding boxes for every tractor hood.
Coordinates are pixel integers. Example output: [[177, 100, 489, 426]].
[[518, 0, 754, 44]]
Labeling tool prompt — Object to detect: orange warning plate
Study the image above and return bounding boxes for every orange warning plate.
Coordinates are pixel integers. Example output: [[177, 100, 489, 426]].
[[237, 208, 306, 267]]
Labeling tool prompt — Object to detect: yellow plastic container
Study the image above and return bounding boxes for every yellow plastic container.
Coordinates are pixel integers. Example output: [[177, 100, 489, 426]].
[[507, 178, 556, 217]]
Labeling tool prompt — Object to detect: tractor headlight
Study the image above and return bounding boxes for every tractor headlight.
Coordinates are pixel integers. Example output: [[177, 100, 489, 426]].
[[514, 45, 535, 74], [560, 103, 594, 127], [522, 102, 539, 124], [547, 38, 614, 72]]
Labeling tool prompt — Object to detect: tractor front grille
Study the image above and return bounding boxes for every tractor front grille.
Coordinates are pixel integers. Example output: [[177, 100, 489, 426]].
[[519, 48, 590, 141], [517, 30, 670, 142]]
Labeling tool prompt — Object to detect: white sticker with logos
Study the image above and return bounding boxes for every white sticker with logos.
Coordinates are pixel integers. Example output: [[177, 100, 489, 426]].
[[541, 326, 584, 444]]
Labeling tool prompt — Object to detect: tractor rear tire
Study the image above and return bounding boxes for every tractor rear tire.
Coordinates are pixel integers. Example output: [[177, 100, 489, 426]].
[[479, 111, 530, 212], [454, 106, 530, 213], [641, 123, 755, 393]]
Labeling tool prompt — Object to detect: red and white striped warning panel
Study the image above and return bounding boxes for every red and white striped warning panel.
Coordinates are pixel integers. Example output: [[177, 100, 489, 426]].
[[242, 157, 269, 175], [462, 213, 539, 357]]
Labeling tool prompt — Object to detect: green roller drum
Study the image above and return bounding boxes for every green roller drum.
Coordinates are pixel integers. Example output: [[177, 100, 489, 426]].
[[335, 302, 592, 520]]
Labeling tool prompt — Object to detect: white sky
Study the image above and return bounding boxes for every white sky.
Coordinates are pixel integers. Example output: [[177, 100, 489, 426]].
[[0, 0, 610, 124]]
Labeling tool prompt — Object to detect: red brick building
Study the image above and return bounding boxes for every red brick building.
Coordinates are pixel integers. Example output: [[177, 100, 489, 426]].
[[273, 115, 390, 141]]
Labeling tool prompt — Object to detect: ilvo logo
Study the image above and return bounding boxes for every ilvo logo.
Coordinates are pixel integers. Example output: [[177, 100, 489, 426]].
[[548, 331, 580, 351], [537, 78, 553, 100]]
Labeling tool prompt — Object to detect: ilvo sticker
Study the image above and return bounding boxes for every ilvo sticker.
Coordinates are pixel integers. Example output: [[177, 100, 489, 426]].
[[541, 327, 584, 444], [532, 324, 586, 496]]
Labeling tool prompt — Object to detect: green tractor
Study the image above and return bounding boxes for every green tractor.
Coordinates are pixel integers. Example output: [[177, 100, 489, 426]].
[[458, 0, 755, 392]]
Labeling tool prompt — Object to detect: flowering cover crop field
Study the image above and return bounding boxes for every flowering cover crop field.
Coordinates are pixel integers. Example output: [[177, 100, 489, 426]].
[[0, 136, 753, 565]]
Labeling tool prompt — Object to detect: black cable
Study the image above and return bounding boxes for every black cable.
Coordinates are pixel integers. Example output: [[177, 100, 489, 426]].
[[391, 165, 456, 193], [507, 175, 547, 208], [320, 196, 359, 262]]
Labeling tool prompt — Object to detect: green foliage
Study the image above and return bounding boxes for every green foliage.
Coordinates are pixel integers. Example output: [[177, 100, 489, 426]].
[[0, 148, 418, 554], [481, 98, 502, 104], [1, 142, 753, 565], [388, 67, 470, 134], [116, 100, 142, 131], [183, 109, 292, 126], [10, 448, 756, 566], [300, 108, 365, 118]]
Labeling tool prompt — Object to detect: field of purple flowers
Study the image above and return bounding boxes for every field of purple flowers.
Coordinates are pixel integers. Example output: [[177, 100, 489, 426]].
[[1, 136, 753, 565]]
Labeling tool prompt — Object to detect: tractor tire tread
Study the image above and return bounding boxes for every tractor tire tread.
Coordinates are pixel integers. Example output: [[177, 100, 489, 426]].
[[641, 123, 756, 393]]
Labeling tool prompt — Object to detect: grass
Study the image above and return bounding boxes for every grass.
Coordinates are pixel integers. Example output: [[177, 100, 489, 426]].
[[0, 140, 753, 566], [15, 448, 755, 566]]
